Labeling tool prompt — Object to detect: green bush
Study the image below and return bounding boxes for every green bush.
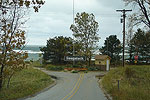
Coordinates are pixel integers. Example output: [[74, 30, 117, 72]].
[[46, 65, 64, 71], [84, 71, 88, 73], [71, 70, 79, 73], [88, 67, 99, 71], [72, 65, 81, 68]]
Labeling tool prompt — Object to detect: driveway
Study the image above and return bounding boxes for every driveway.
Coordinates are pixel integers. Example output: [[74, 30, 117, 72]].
[[24, 69, 107, 100]]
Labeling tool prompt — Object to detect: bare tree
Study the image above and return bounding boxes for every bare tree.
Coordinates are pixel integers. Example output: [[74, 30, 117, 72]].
[[123, 0, 150, 28]]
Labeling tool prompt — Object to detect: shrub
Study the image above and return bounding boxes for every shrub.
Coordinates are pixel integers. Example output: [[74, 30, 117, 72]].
[[84, 71, 88, 73], [87, 67, 100, 71], [71, 70, 79, 73], [46, 65, 64, 71], [72, 65, 81, 68]]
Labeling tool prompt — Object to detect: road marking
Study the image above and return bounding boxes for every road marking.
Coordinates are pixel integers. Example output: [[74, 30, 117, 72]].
[[66, 73, 84, 100], [61, 73, 83, 100]]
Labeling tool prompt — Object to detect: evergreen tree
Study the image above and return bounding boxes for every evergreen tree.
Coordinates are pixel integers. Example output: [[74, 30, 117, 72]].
[[100, 35, 122, 63], [40, 36, 82, 65]]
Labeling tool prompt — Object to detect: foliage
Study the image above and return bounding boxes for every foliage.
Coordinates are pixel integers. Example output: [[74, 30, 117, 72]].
[[128, 29, 150, 64], [45, 65, 64, 71], [0, 0, 45, 12], [71, 70, 79, 73], [131, 29, 150, 55], [70, 12, 100, 66], [40, 36, 82, 65], [0, 0, 44, 89], [127, 42, 135, 64], [100, 35, 122, 63], [72, 65, 81, 68], [123, 0, 150, 28], [87, 66, 101, 71], [40, 36, 72, 64], [0, 67, 53, 100], [101, 65, 150, 100]]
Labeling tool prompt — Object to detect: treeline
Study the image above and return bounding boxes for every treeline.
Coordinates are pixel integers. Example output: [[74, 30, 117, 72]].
[[128, 29, 150, 64], [40, 36, 82, 65], [100, 29, 150, 65], [41, 12, 99, 66]]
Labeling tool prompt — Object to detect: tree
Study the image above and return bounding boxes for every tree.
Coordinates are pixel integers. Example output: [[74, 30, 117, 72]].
[[129, 29, 150, 63], [131, 29, 145, 55], [126, 16, 135, 63], [40, 36, 81, 65], [70, 12, 100, 66], [100, 35, 122, 63], [123, 0, 150, 28], [127, 42, 135, 64], [0, 0, 44, 89]]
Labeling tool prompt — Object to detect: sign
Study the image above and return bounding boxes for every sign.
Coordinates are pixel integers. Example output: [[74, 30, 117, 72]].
[[64, 56, 86, 61], [134, 56, 138, 60]]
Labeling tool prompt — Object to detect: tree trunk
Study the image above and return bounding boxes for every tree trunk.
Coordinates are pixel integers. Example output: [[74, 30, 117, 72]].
[[88, 57, 91, 67], [0, 64, 4, 90], [0, 74, 2, 89], [88, 51, 92, 67], [7, 73, 14, 88]]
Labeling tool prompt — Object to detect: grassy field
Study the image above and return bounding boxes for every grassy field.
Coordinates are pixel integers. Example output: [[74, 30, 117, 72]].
[[101, 65, 150, 100], [0, 67, 53, 100]]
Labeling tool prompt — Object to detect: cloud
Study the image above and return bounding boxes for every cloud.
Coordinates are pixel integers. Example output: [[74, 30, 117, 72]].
[[26, 0, 129, 46]]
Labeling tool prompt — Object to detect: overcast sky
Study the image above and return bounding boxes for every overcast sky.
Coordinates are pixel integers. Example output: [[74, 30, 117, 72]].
[[26, 0, 131, 46]]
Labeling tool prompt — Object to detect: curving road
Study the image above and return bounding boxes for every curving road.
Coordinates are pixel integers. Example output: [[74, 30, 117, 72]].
[[24, 69, 107, 100]]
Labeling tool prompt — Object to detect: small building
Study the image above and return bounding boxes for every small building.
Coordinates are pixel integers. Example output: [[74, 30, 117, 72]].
[[95, 55, 111, 71]]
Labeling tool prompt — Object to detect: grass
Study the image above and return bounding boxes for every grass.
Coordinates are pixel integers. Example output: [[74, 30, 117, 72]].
[[101, 65, 150, 100], [31, 61, 43, 68], [31, 61, 70, 71], [0, 67, 53, 100]]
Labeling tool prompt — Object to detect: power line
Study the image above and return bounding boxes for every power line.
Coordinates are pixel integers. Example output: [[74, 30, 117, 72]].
[[116, 9, 132, 67]]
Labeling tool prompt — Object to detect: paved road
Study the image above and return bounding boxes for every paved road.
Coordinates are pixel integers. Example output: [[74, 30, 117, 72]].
[[25, 70, 107, 100]]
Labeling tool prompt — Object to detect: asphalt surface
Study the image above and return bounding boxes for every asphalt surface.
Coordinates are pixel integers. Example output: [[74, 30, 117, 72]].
[[24, 69, 107, 100]]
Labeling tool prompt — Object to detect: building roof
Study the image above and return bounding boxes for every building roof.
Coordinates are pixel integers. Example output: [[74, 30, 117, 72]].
[[95, 55, 110, 60]]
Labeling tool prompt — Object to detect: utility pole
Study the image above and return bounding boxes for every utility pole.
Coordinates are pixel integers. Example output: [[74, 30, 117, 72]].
[[73, 0, 75, 66], [107, 38, 108, 56], [116, 9, 132, 67]]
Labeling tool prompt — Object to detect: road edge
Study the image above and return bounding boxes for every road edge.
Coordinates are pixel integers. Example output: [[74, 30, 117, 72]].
[[17, 68, 57, 100], [98, 78, 112, 100]]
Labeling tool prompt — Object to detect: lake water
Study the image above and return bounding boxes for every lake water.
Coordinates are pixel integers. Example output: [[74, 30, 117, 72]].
[[14, 45, 44, 61]]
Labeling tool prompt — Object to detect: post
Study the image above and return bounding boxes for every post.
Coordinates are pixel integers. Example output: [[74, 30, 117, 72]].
[[116, 9, 132, 67], [118, 80, 120, 90]]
